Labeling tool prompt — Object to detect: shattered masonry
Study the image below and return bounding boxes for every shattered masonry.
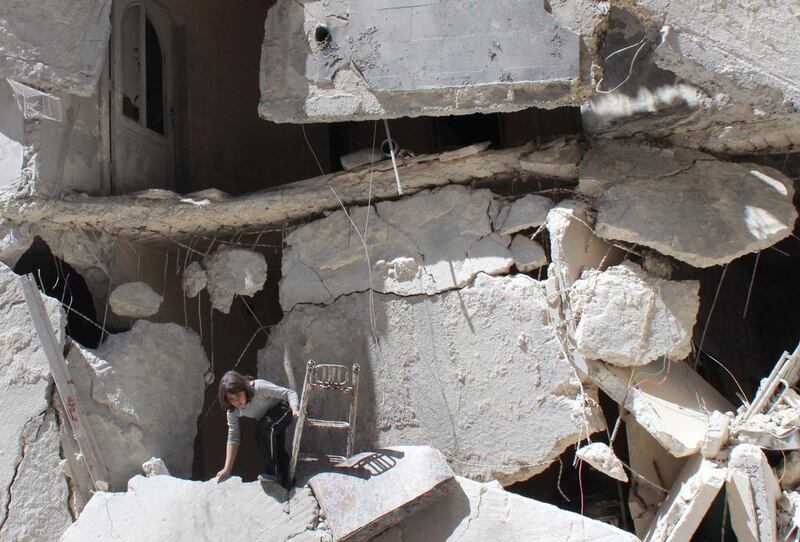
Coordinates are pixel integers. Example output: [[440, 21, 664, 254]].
[[0, 0, 798, 541]]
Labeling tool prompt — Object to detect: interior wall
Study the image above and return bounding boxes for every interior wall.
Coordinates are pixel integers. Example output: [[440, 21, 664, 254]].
[[156, 0, 331, 195]]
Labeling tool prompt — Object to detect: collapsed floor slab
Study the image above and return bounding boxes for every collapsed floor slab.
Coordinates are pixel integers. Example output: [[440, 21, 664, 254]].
[[374, 476, 639, 542], [60, 475, 327, 541], [260, 273, 605, 485], [0, 144, 550, 237], [579, 140, 798, 268]]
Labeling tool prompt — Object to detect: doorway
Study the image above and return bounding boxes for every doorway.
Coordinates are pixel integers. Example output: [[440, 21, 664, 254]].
[[110, 0, 175, 194]]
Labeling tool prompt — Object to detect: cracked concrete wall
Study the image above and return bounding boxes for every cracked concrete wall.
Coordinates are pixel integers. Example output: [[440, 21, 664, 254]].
[[0, 262, 70, 541]]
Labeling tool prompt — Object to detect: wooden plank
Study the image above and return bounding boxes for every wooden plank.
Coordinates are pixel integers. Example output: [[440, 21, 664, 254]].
[[19, 273, 112, 491]]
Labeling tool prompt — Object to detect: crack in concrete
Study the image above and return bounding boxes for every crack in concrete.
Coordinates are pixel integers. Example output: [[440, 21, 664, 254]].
[[0, 412, 45, 533]]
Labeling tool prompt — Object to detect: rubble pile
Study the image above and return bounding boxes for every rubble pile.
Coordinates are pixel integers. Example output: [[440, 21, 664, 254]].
[[0, 0, 797, 541]]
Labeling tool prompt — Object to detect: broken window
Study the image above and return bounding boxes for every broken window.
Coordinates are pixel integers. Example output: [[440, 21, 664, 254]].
[[120, 3, 166, 135]]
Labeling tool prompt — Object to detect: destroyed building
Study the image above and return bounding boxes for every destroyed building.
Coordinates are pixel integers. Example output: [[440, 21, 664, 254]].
[[0, 0, 798, 540]]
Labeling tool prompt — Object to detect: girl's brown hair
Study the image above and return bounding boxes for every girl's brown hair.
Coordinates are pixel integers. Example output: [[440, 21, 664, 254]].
[[218, 371, 254, 411]]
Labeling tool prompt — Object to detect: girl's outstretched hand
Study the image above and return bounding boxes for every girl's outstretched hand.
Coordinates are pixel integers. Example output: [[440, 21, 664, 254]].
[[215, 468, 230, 482]]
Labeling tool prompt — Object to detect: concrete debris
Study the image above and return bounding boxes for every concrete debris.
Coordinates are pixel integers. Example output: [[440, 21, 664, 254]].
[[778, 491, 800, 542], [574, 357, 732, 457], [0, 262, 67, 535], [545, 200, 624, 287], [261, 273, 605, 485], [61, 475, 328, 541], [733, 406, 800, 450], [643, 454, 727, 542], [727, 444, 781, 542], [308, 446, 456, 541], [570, 261, 700, 367], [0, 0, 111, 96], [509, 235, 547, 273], [109, 281, 163, 318], [495, 194, 554, 235], [374, 476, 639, 542], [777, 452, 800, 491], [280, 186, 513, 310], [0, 220, 32, 267], [0, 409, 72, 542], [437, 142, 492, 163], [575, 442, 628, 482], [518, 139, 582, 180], [181, 261, 207, 298], [580, 140, 798, 267], [259, 0, 581, 123], [700, 411, 731, 459], [625, 416, 687, 537], [142, 457, 171, 478], [203, 247, 267, 313], [67, 321, 209, 489]]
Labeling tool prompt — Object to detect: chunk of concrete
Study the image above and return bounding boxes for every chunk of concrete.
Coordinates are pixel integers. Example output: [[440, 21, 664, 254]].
[[579, 140, 798, 267], [203, 247, 267, 313], [374, 476, 639, 542], [142, 457, 170, 478], [280, 186, 513, 310], [777, 451, 800, 490], [626, 416, 688, 538], [778, 490, 800, 542], [518, 139, 582, 180], [259, 0, 581, 123], [61, 475, 328, 541], [340, 148, 385, 170], [0, 262, 67, 532], [570, 261, 700, 367], [510, 236, 547, 273], [495, 194, 554, 235], [727, 444, 781, 542], [574, 357, 732, 457], [181, 261, 207, 298], [575, 442, 628, 482], [67, 321, 209, 489], [701, 411, 730, 458], [643, 455, 727, 542], [0, 409, 72, 542], [261, 273, 605, 485], [109, 281, 163, 318], [309, 446, 455, 541], [0, 0, 111, 95], [546, 200, 624, 287]]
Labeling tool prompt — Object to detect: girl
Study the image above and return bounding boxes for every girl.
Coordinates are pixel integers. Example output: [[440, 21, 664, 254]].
[[215, 370, 300, 486]]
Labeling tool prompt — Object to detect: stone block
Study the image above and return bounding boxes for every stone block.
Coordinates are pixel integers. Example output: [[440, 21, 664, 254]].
[[509, 236, 547, 273], [309, 446, 455, 541], [495, 194, 554, 235]]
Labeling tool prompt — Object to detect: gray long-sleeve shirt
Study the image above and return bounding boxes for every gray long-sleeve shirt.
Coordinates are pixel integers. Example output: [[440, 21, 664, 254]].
[[226, 379, 299, 445]]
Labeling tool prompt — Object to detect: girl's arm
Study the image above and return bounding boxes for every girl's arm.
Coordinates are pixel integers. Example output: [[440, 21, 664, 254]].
[[216, 444, 238, 480]]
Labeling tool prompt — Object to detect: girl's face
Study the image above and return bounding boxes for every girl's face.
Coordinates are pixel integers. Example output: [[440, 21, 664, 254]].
[[227, 391, 247, 409]]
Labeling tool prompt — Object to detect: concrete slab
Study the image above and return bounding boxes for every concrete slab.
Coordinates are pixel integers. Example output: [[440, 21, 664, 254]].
[[308, 446, 456, 541], [727, 444, 780, 542], [643, 454, 727, 542]]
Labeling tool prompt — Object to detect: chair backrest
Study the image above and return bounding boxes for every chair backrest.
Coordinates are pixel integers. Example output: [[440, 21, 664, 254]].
[[311, 363, 351, 390]]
